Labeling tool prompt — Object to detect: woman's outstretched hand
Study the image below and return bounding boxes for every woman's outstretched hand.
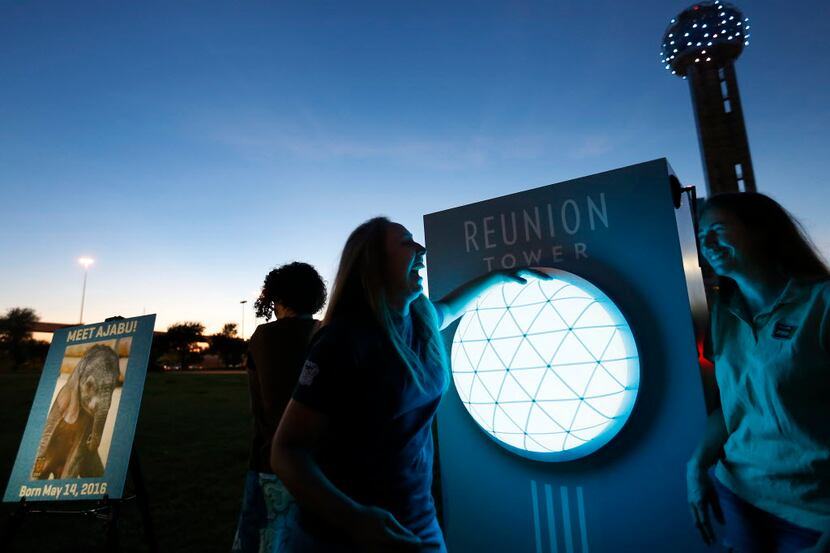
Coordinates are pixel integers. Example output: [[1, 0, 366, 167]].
[[687, 461, 724, 546], [491, 267, 553, 285], [434, 266, 554, 330], [350, 505, 429, 552]]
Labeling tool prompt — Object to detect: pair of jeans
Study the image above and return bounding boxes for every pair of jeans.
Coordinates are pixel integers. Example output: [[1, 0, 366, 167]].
[[287, 515, 447, 553], [713, 476, 821, 553], [232, 470, 299, 553]]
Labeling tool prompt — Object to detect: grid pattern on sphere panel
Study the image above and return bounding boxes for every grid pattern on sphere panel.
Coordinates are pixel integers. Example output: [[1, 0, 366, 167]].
[[451, 276, 639, 458]]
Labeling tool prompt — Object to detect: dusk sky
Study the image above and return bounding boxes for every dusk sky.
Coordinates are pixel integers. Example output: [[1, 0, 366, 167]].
[[2, 0, 828, 336]]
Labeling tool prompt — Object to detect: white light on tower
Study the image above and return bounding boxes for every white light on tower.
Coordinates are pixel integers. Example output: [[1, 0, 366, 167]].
[[450, 268, 639, 462]]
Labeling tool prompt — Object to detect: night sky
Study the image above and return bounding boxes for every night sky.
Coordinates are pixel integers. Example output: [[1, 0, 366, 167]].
[[2, 0, 828, 334]]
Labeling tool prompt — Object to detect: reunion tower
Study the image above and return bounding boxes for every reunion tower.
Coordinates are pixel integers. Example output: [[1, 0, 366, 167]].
[[660, 1, 756, 195]]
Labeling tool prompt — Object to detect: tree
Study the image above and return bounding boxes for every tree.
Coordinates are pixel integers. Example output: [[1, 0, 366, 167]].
[[221, 323, 238, 337], [0, 307, 39, 371], [165, 322, 205, 370], [209, 323, 247, 369], [148, 331, 170, 372]]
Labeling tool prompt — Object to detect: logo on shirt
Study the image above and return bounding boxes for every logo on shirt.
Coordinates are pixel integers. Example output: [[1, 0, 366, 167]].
[[772, 321, 798, 340], [298, 361, 320, 385]]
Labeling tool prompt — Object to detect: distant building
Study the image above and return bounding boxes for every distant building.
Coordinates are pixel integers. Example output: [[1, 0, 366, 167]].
[[661, 1, 756, 195]]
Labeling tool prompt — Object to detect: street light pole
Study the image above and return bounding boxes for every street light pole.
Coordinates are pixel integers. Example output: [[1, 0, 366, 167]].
[[78, 257, 94, 324], [240, 300, 248, 340]]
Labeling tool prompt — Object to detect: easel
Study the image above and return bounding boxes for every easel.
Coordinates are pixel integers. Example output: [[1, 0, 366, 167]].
[[3, 448, 158, 552]]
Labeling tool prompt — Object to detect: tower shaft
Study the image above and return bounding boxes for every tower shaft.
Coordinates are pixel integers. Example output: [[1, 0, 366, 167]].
[[687, 60, 756, 195]]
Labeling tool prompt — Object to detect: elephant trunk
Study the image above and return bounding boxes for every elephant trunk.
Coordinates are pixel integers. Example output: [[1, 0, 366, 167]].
[[87, 392, 112, 452]]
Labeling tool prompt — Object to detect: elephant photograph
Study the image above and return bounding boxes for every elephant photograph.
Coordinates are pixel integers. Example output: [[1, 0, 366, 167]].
[[31, 339, 128, 480]]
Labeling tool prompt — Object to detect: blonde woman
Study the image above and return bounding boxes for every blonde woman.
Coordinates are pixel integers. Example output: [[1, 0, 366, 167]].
[[272, 217, 543, 552]]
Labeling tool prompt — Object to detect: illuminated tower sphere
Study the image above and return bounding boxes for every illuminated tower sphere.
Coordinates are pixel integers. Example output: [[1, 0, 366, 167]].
[[450, 269, 639, 462], [660, 1, 756, 195]]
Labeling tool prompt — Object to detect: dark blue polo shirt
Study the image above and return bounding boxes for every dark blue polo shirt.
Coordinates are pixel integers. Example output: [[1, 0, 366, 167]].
[[292, 313, 446, 539]]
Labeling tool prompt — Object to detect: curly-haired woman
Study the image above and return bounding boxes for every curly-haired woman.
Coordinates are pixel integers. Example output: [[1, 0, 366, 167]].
[[233, 262, 327, 553]]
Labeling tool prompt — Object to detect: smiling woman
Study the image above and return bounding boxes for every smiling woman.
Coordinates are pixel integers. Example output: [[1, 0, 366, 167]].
[[270, 217, 450, 552], [688, 193, 830, 552], [385, 223, 427, 305], [269, 216, 548, 552]]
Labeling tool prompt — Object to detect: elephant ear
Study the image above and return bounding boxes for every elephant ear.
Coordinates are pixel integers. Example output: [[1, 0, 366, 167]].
[[61, 355, 86, 424]]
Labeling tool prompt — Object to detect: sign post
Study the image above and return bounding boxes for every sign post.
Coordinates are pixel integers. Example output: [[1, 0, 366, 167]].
[[424, 159, 709, 552]]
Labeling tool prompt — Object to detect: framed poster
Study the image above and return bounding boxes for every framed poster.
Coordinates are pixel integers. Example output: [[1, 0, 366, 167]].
[[4, 314, 156, 502]]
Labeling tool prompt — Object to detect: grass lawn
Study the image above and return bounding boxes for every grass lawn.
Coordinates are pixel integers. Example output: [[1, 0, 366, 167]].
[[0, 372, 251, 552]]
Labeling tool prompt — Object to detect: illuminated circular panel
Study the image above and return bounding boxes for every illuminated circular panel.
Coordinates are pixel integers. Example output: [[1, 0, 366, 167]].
[[451, 268, 639, 462]]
